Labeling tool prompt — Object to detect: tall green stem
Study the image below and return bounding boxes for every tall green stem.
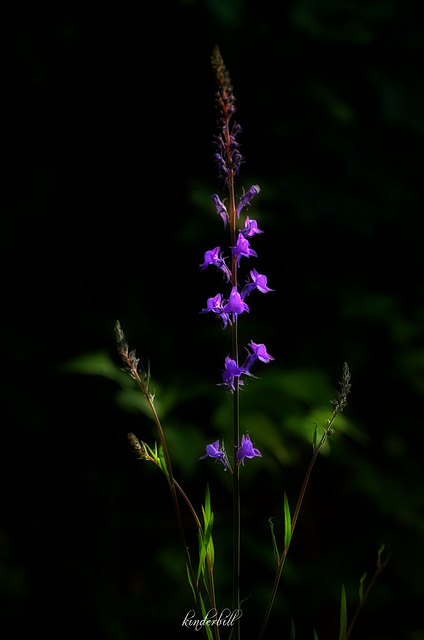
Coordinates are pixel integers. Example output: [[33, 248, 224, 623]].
[[228, 154, 241, 637], [232, 348, 240, 636]]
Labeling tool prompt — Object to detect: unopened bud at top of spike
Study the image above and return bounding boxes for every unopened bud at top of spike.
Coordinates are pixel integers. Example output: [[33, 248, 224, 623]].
[[211, 46, 244, 184]]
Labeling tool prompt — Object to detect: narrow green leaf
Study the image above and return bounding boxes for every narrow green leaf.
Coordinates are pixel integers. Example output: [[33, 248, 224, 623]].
[[201, 510, 214, 550], [198, 491, 215, 582], [312, 423, 318, 449], [203, 514, 215, 570], [313, 630, 319, 640], [359, 572, 367, 602], [144, 441, 159, 463], [204, 483, 211, 521], [157, 444, 170, 484], [290, 619, 295, 639], [207, 534, 215, 572], [339, 584, 347, 640], [203, 514, 213, 547], [268, 518, 280, 563], [376, 543, 391, 572], [283, 492, 292, 550], [186, 558, 196, 600], [198, 592, 214, 640], [197, 539, 207, 583], [377, 543, 386, 570]]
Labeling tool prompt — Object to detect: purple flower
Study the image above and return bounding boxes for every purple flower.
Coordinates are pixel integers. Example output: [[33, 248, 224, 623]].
[[241, 217, 263, 238], [200, 293, 229, 329], [200, 439, 229, 470], [236, 434, 262, 465], [243, 340, 275, 373], [211, 194, 229, 228], [199, 247, 222, 270], [219, 356, 248, 391], [199, 247, 231, 282], [236, 184, 260, 218], [223, 287, 250, 318], [248, 341, 275, 363], [200, 293, 223, 314], [231, 233, 257, 266], [241, 268, 275, 297]]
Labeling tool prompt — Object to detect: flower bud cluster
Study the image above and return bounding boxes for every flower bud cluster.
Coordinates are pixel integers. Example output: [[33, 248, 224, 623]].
[[213, 122, 244, 185], [211, 45, 244, 185]]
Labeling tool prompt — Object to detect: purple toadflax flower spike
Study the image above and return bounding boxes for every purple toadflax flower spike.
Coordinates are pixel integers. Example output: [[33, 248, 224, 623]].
[[200, 439, 229, 470], [236, 434, 262, 465]]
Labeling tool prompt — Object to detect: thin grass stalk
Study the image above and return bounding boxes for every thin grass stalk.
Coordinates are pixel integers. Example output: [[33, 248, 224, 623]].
[[345, 549, 391, 640], [257, 430, 330, 640], [121, 349, 210, 639]]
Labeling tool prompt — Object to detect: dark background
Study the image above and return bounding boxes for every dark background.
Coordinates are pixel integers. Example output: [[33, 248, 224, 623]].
[[2, 1, 424, 638]]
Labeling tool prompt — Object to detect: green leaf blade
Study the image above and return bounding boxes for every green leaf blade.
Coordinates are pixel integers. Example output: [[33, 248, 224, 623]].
[[283, 492, 292, 551], [359, 572, 367, 602], [157, 443, 170, 484], [268, 518, 280, 564], [339, 584, 347, 640]]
